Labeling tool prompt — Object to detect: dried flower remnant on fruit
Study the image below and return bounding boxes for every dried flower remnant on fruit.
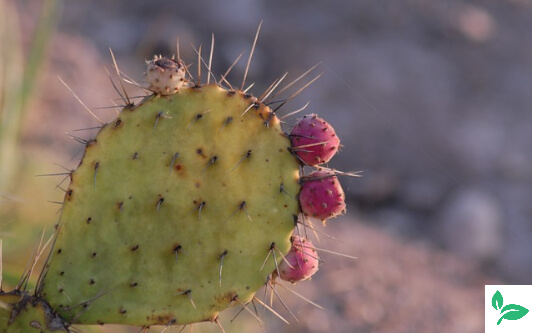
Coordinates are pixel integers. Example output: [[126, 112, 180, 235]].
[[146, 55, 187, 95]]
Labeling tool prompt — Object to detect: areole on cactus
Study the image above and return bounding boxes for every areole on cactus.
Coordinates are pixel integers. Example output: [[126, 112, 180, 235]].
[[0, 27, 355, 332]]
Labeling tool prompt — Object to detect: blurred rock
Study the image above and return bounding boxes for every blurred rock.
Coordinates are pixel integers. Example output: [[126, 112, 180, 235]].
[[374, 207, 419, 237], [400, 177, 447, 211], [435, 188, 504, 263], [351, 170, 398, 204]]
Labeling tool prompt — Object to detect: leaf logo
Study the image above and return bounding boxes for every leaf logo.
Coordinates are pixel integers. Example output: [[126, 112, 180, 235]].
[[492, 290, 529, 325], [492, 290, 503, 310]]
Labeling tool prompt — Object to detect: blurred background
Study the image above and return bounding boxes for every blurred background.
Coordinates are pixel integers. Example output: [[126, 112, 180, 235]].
[[1, 0, 530, 332]]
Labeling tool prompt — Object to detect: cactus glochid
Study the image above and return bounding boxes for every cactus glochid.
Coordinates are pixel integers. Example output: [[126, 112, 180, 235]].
[[0, 28, 356, 332]]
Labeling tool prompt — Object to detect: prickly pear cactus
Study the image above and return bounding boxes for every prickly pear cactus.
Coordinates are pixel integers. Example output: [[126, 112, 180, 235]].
[[37, 84, 300, 326], [2, 29, 355, 332]]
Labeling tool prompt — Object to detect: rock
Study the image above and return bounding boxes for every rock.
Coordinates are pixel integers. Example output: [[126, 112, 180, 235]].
[[435, 188, 504, 262]]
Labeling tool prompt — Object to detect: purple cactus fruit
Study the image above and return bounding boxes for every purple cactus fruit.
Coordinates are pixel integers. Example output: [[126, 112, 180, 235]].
[[289, 114, 340, 166], [299, 170, 346, 220], [278, 236, 319, 283]]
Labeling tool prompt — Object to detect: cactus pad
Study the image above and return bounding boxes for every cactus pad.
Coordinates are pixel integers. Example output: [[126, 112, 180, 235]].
[[0, 291, 68, 332], [38, 84, 301, 326]]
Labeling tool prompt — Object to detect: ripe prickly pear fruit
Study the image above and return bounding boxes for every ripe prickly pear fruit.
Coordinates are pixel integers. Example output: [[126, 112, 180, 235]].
[[277, 236, 319, 283], [299, 169, 346, 220], [289, 114, 340, 166], [38, 84, 301, 326], [146, 55, 187, 95]]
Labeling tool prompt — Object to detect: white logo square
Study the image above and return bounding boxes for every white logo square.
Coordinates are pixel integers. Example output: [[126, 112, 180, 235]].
[[485, 285, 533, 333]]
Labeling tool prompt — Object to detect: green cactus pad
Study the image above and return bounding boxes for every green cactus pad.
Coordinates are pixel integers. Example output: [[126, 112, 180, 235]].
[[0, 291, 68, 332], [38, 84, 300, 326]]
